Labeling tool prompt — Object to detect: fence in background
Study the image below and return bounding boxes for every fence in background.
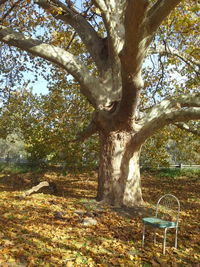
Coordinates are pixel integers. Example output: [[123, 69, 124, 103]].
[[1, 158, 200, 170], [141, 164, 200, 169], [170, 164, 200, 169]]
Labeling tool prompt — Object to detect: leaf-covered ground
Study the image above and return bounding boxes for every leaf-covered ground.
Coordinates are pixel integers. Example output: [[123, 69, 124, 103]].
[[0, 168, 199, 266]]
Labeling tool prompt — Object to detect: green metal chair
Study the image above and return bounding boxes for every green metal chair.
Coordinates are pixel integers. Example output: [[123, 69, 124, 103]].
[[142, 194, 180, 255]]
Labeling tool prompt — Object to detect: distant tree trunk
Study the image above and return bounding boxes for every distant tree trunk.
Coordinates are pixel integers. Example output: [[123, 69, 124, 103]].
[[96, 131, 143, 207]]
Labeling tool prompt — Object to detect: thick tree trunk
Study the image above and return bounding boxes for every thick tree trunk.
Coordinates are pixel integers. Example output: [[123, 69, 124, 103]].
[[96, 131, 143, 207]]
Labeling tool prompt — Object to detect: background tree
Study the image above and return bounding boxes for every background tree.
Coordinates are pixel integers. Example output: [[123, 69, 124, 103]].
[[0, 0, 199, 207], [0, 133, 26, 162], [141, 125, 200, 167], [0, 83, 98, 169]]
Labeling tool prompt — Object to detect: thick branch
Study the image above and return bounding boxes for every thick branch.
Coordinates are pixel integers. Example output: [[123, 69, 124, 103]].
[[136, 107, 200, 146], [92, 0, 107, 12], [141, 93, 200, 124], [174, 123, 200, 137], [92, 0, 126, 99], [73, 120, 98, 142], [36, 0, 108, 72], [94, 0, 126, 64], [118, 0, 149, 120], [0, 25, 101, 106], [147, 0, 182, 35], [133, 93, 200, 147], [121, 0, 149, 73]]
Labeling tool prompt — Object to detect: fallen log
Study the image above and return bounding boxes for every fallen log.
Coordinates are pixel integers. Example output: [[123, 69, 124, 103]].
[[22, 181, 57, 197]]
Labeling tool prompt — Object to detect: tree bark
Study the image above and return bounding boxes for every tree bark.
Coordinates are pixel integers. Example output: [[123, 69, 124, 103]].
[[96, 131, 143, 207]]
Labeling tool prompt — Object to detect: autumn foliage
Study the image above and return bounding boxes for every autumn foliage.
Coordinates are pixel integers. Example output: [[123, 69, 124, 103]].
[[0, 168, 199, 266]]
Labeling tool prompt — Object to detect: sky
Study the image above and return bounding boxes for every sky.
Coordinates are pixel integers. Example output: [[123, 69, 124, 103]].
[[33, 78, 49, 95], [24, 72, 49, 95]]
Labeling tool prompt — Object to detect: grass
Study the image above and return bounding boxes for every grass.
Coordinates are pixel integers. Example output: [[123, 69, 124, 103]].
[[161, 168, 200, 178], [0, 167, 199, 266], [0, 162, 44, 174], [142, 167, 200, 179], [2, 162, 200, 178]]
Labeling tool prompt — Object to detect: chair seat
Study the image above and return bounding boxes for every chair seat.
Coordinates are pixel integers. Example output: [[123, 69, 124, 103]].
[[142, 217, 176, 228]]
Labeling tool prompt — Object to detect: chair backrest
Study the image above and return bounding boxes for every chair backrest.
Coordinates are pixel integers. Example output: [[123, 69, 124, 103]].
[[155, 194, 180, 225]]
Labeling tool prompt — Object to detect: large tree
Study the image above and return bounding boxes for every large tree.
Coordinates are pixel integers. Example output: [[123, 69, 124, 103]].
[[0, 0, 199, 207]]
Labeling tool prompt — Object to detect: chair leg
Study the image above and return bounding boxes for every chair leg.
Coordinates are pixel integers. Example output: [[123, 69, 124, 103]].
[[163, 228, 168, 255], [142, 224, 145, 247], [175, 227, 178, 249], [154, 229, 157, 244]]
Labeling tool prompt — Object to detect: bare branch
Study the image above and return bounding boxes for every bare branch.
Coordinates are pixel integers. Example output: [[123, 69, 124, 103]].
[[147, 0, 182, 35], [0, 25, 102, 106], [65, 31, 76, 51], [149, 45, 200, 69], [0, 0, 21, 22], [36, 0, 108, 72], [174, 123, 200, 137]]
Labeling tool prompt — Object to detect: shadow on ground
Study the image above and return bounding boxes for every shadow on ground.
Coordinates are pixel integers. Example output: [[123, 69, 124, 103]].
[[0, 169, 199, 266]]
